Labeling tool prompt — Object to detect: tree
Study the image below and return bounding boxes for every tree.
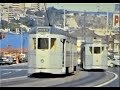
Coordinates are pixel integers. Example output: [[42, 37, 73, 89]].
[[26, 9, 35, 15], [1, 20, 8, 29], [9, 22, 20, 31], [34, 10, 45, 17]]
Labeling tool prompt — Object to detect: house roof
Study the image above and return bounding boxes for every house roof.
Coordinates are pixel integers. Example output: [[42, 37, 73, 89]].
[[70, 27, 108, 43]]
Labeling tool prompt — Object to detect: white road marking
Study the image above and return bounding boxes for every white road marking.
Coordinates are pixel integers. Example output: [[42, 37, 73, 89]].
[[94, 71, 118, 87], [1, 76, 27, 81], [2, 72, 12, 75], [0, 69, 27, 75], [0, 63, 27, 67], [1, 69, 28, 71]]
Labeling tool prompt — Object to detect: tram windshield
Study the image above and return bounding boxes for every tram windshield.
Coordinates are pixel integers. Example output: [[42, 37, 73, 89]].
[[89, 47, 92, 54], [38, 38, 49, 49], [51, 38, 56, 49], [94, 47, 100, 54]]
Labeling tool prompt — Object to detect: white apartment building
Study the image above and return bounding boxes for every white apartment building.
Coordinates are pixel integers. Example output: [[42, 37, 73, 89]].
[[11, 3, 25, 10], [0, 3, 25, 22], [31, 3, 45, 11]]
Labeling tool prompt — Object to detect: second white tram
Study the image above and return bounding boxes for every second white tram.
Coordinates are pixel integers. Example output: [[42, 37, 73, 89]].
[[28, 26, 78, 75], [81, 38, 108, 70]]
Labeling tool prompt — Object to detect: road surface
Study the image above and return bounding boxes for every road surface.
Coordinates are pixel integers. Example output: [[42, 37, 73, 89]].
[[0, 63, 119, 87]]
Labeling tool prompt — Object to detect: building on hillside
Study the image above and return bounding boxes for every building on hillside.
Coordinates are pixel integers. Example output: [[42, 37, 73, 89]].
[[31, 3, 45, 11]]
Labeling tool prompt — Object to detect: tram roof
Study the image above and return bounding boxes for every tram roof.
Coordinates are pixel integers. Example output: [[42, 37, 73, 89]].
[[29, 26, 77, 39]]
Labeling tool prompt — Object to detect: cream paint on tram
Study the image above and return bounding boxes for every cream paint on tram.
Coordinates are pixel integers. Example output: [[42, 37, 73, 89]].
[[28, 26, 78, 75]]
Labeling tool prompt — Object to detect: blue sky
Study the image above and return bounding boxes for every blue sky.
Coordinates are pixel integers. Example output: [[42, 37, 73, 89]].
[[46, 3, 117, 12]]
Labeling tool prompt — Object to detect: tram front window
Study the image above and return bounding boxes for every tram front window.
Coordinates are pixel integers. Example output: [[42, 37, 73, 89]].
[[94, 47, 100, 54], [51, 38, 56, 49], [89, 47, 92, 54], [38, 38, 49, 49]]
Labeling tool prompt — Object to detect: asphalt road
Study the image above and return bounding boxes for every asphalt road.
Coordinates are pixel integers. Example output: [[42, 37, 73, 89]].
[[103, 66, 120, 87], [0, 63, 119, 87], [0, 63, 28, 79]]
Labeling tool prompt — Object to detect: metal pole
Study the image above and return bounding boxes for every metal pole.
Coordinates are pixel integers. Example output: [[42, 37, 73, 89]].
[[63, 8, 65, 31], [0, 12, 2, 57], [0, 34, 1, 57], [21, 27, 22, 54], [83, 10, 86, 42], [118, 11, 120, 58], [106, 10, 109, 30]]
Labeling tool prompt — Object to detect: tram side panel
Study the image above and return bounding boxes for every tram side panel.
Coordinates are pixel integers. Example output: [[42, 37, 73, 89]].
[[65, 39, 71, 73], [49, 37, 65, 74], [84, 45, 93, 69], [72, 39, 77, 71], [100, 45, 108, 69], [65, 38, 77, 73], [69, 39, 74, 73], [28, 34, 37, 74]]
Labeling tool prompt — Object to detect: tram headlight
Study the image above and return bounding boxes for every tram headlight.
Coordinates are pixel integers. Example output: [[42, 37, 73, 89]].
[[41, 59, 44, 63]]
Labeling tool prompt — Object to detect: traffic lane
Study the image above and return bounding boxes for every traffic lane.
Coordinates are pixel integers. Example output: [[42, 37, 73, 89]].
[[103, 67, 120, 87], [1, 65, 118, 87], [1, 76, 44, 87], [0, 63, 28, 79], [1, 69, 89, 87], [0, 63, 28, 69], [0, 69, 28, 79], [50, 70, 106, 87], [49, 68, 118, 87], [1, 68, 116, 87]]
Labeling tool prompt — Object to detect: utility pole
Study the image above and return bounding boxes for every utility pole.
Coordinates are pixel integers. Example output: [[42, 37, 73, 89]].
[[83, 10, 86, 42], [118, 10, 120, 58], [63, 7, 66, 31], [106, 10, 109, 31], [0, 12, 2, 57], [106, 9, 109, 47], [20, 27, 23, 55], [60, 4, 66, 31]]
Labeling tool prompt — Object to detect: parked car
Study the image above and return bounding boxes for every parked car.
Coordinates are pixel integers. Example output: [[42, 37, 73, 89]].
[[1, 57, 14, 65], [19, 57, 28, 63], [0, 58, 6, 65], [107, 57, 114, 67], [112, 53, 120, 66]]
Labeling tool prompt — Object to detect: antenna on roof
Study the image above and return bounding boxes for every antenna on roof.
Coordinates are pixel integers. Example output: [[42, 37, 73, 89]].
[[44, 3, 52, 26]]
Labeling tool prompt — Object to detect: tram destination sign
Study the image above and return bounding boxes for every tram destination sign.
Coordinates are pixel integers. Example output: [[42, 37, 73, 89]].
[[37, 28, 50, 34]]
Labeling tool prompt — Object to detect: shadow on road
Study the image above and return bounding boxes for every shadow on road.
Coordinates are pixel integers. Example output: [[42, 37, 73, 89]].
[[85, 69, 105, 72], [28, 72, 75, 78], [78, 65, 106, 72]]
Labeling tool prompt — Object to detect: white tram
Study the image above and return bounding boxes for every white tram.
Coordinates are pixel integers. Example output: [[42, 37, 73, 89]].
[[81, 37, 108, 70], [28, 26, 78, 75]]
